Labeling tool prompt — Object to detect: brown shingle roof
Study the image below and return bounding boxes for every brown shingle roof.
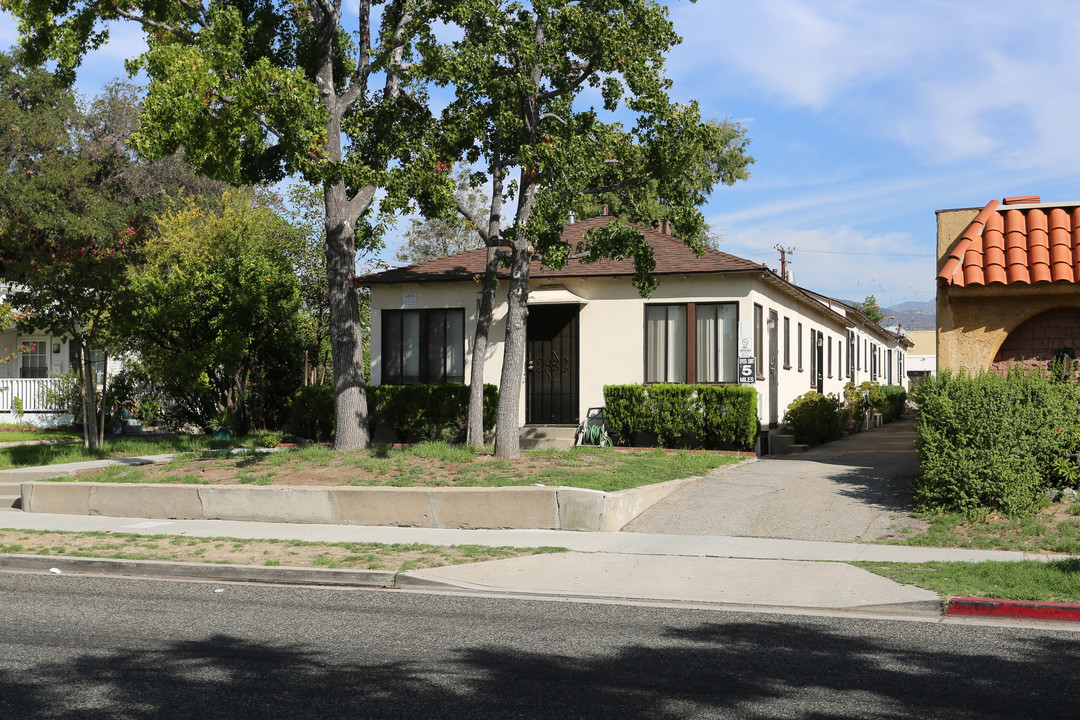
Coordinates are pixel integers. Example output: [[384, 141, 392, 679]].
[[358, 215, 767, 285], [937, 196, 1080, 288]]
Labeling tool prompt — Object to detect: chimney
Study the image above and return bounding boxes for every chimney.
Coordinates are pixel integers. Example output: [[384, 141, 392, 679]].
[[568, 211, 575, 224], [661, 219, 670, 235], [601, 204, 608, 216]]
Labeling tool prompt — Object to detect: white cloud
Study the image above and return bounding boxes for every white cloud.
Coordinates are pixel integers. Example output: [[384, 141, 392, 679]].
[[670, 0, 1080, 169]]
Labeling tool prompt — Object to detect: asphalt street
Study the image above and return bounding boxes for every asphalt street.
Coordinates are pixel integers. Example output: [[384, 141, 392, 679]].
[[2, 572, 1078, 719]]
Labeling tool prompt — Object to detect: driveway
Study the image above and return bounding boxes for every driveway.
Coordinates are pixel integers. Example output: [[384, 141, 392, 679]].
[[623, 417, 928, 542]]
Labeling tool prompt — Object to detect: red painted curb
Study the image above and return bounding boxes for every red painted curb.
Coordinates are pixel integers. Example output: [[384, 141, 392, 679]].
[[947, 596, 1080, 621]]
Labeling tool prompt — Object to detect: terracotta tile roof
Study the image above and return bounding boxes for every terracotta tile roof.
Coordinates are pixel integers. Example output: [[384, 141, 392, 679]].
[[358, 215, 767, 285], [937, 196, 1080, 288]]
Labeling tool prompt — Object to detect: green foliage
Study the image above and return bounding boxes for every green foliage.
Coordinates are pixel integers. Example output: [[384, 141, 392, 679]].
[[782, 391, 843, 446], [286, 383, 499, 444], [602, 384, 758, 451], [369, 384, 498, 444], [856, 295, 886, 324], [285, 385, 336, 443], [112, 190, 305, 433], [912, 368, 1080, 517], [842, 381, 907, 425]]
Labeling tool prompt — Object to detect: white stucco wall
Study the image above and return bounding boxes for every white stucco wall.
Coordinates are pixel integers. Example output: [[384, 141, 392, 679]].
[[368, 272, 909, 430]]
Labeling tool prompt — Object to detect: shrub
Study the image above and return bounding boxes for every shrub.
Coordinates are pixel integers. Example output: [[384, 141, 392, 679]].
[[285, 384, 335, 442], [782, 391, 842, 445], [602, 384, 758, 451], [369, 384, 498, 443], [912, 368, 1080, 517]]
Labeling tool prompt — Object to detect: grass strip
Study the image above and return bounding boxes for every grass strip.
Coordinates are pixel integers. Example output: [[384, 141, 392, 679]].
[[0, 435, 240, 470], [0, 427, 83, 443], [890, 505, 1080, 555], [854, 559, 1080, 603], [0, 528, 567, 573]]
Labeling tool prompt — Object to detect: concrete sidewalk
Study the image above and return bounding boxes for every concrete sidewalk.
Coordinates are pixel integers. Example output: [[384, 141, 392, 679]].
[[0, 509, 1058, 615]]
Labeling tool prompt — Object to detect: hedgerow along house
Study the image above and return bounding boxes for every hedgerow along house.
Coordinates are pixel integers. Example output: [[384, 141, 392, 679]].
[[360, 213, 909, 451], [937, 196, 1080, 373]]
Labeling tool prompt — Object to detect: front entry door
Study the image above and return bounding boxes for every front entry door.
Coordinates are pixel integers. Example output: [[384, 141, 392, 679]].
[[526, 304, 580, 424]]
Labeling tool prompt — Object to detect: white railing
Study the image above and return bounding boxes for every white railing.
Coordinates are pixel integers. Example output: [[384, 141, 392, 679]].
[[0, 378, 61, 413]]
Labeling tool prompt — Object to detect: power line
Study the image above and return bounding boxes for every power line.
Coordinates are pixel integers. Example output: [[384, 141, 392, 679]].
[[795, 249, 929, 258]]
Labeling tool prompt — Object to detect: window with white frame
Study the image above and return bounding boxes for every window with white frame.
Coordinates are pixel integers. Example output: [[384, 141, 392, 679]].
[[382, 309, 465, 384], [20, 339, 48, 378], [696, 303, 738, 383]]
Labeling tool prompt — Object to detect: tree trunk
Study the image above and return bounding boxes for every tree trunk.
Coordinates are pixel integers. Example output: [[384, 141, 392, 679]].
[[493, 241, 532, 459], [97, 352, 107, 446], [324, 181, 369, 451], [466, 246, 500, 448], [79, 343, 99, 451]]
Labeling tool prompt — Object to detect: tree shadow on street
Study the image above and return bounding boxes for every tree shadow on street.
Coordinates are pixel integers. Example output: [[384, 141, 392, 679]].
[[2, 616, 1076, 719]]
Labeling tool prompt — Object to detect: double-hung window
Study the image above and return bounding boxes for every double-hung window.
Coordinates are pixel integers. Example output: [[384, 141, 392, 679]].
[[645, 302, 737, 384], [20, 340, 48, 379], [382, 309, 465, 384]]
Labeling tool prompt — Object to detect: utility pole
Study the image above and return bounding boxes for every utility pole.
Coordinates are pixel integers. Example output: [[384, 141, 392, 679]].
[[774, 244, 794, 282]]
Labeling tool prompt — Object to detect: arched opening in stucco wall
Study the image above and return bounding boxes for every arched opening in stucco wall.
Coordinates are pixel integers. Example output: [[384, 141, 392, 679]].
[[991, 307, 1080, 374]]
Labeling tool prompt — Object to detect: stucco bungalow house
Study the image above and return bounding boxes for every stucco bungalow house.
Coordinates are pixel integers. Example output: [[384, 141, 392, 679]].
[[936, 196, 1080, 373], [361, 212, 908, 450]]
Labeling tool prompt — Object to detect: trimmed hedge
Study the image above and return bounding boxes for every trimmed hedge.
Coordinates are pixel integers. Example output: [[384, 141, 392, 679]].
[[913, 368, 1080, 517], [602, 384, 758, 451], [286, 383, 498, 444]]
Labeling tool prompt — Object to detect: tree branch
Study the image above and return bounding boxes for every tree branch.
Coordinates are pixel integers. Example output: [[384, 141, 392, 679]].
[[538, 63, 593, 103], [111, 6, 199, 44]]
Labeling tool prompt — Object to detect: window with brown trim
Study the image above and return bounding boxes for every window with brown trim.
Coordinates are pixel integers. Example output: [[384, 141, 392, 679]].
[[645, 302, 738, 384], [797, 322, 803, 371], [753, 304, 763, 379], [783, 317, 790, 368]]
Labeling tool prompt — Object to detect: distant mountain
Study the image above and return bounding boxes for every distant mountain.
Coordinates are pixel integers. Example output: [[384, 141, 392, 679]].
[[882, 300, 935, 330]]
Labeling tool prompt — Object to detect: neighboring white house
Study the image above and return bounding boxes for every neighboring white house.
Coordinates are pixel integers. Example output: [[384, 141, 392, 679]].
[[360, 213, 909, 449], [1, 285, 80, 426]]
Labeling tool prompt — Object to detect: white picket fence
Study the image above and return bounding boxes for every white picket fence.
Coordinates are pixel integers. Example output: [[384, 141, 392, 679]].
[[0, 378, 61, 414]]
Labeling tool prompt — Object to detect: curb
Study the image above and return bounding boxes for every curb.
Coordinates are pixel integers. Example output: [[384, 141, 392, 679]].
[[0, 554, 399, 588], [947, 596, 1080, 622]]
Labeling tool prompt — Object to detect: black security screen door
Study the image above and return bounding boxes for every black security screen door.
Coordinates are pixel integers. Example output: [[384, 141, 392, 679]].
[[526, 304, 580, 424]]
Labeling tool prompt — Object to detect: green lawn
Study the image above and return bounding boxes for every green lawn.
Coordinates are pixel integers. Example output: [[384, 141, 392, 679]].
[[0, 425, 83, 444], [0, 434, 240, 470], [854, 559, 1080, 603]]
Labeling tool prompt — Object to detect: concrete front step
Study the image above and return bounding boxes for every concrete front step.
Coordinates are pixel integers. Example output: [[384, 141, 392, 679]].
[[519, 425, 578, 450], [770, 434, 808, 456]]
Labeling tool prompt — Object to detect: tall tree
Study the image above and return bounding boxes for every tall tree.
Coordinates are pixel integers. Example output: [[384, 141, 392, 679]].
[[420, 0, 752, 457], [0, 51, 141, 448], [3, 0, 444, 450]]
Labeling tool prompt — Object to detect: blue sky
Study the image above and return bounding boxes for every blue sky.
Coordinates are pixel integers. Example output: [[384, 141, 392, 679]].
[[5, 0, 1080, 306]]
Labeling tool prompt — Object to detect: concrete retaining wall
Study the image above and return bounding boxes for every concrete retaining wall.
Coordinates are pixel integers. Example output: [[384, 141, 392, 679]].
[[20, 476, 703, 532]]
